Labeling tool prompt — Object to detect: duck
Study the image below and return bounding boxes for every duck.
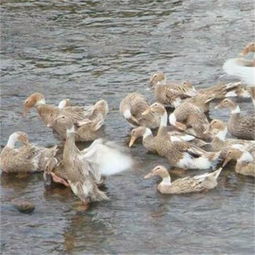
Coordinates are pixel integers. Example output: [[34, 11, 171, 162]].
[[149, 71, 197, 107], [144, 165, 222, 194], [119, 92, 160, 128], [24, 93, 108, 142], [215, 98, 255, 140], [129, 127, 221, 170], [223, 147, 255, 177], [167, 101, 210, 140], [185, 82, 242, 113], [61, 115, 133, 208], [23, 92, 88, 125], [224, 84, 251, 98], [149, 72, 241, 109], [223, 42, 255, 87], [203, 119, 255, 157], [48, 113, 105, 142], [0, 131, 58, 173]]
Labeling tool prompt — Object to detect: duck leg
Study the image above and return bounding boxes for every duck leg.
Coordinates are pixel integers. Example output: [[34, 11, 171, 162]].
[[50, 172, 70, 187]]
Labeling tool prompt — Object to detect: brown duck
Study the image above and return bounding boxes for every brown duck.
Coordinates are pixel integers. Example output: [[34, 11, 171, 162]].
[[144, 165, 222, 194], [119, 92, 160, 128], [223, 147, 255, 177], [215, 98, 255, 140], [0, 131, 57, 173]]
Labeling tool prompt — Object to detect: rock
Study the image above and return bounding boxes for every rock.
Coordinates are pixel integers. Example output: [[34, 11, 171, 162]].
[[11, 199, 35, 214]]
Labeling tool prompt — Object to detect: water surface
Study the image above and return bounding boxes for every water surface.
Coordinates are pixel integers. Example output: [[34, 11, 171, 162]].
[[1, 0, 255, 254]]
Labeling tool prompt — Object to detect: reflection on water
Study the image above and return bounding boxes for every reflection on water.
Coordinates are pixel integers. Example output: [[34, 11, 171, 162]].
[[1, 0, 255, 254]]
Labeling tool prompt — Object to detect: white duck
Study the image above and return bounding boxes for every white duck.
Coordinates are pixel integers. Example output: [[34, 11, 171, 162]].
[[223, 42, 255, 87]]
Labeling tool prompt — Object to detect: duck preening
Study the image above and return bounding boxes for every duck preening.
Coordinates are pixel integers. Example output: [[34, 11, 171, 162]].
[[223, 147, 255, 177], [144, 165, 222, 194], [0, 131, 58, 173], [119, 92, 160, 128]]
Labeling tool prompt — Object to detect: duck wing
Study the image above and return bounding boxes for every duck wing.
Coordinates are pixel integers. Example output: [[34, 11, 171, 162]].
[[173, 142, 207, 158], [80, 139, 133, 176]]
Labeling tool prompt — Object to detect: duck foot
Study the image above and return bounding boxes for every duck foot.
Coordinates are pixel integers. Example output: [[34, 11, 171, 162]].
[[50, 172, 70, 187]]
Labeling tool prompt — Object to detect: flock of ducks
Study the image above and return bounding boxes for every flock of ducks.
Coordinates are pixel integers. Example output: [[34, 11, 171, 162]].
[[1, 42, 255, 210]]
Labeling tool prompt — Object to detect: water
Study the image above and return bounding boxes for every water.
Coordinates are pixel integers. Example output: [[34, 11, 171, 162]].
[[1, 0, 255, 254]]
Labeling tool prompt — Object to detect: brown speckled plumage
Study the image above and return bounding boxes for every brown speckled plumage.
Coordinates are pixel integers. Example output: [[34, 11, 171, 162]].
[[119, 93, 160, 128], [216, 99, 255, 140], [144, 165, 222, 194]]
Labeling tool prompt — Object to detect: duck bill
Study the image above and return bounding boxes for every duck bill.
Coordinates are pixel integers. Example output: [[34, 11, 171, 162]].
[[128, 136, 137, 147], [222, 156, 231, 167], [213, 167, 223, 179], [141, 109, 151, 116], [144, 172, 154, 179]]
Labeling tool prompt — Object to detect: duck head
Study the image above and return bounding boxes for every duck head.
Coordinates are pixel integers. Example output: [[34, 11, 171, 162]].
[[240, 42, 255, 56], [149, 71, 166, 88], [144, 165, 170, 180], [51, 115, 76, 136], [223, 148, 243, 167], [23, 93, 46, 116], [129, 126, 151, 147], [215, 98, 238, 112], [204, 119, 227, 138]]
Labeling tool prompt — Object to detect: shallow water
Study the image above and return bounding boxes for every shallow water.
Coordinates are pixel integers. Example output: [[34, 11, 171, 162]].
[[1, 0, 255, 254]]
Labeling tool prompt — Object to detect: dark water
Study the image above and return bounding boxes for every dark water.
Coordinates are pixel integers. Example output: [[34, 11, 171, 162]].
[[1, 0, 255, 254]]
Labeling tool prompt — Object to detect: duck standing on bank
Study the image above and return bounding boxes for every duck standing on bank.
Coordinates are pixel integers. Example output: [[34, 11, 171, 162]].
[[215, 98, 255, 140], [60, 115, 133, 208], [0, 131, 58, 174], [144, 165, 222, 194]]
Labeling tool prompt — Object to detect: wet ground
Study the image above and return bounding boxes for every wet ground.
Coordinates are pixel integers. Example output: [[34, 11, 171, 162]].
[[1, 0, 255, 254]]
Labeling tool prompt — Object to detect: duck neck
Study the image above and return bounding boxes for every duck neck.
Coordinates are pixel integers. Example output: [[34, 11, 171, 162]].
[[230, 105, 240, 115], [160, 111, 168, 127], [215, 128, 227, 141], [160, 175, 171, 186], [142, 128, 155, 151], [64, 127, 78, 153], [143, 128, 153, 140], [35, 98, 46, 106], [6, 134, 18, 148]]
